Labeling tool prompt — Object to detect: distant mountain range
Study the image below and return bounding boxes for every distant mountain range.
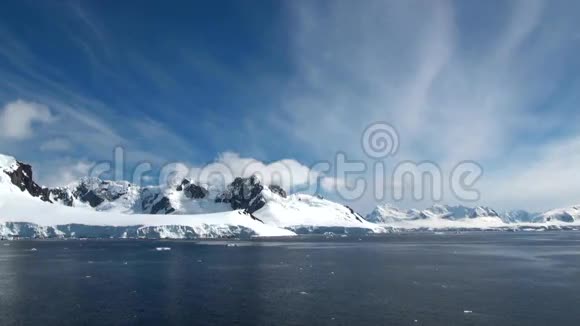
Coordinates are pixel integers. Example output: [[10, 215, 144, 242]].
[[1, 152, 580, 239], [366, 203, 580, 224]]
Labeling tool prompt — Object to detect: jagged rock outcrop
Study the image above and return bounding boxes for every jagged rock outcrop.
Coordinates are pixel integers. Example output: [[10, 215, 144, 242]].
[[150, 196, 175, 214], [0, 153, 378, 237], [468, 206, 499, 219], [1, 160, 128, 209], [269, 185, 287, 198], [1, 155, 292, 216], [215, 176, 287, 213], [140, 189, 175, 214], [344, 205, 364, 222], [176, 179, 208, 199], [73, 182, 105, 207], [70, 178, 133, 208], [3, 161, 52, 202], [47, 188, 74, 206]]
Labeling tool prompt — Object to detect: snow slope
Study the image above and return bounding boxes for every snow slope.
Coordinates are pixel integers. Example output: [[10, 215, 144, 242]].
[[1, 152, 378, 238], [254, 189, 383, 233], [0, 188, 295, 238], [535, 206, 580, 223], [0, 153, 17, 172], [362, 204, 421, 223], [0, 153, 19, 191]]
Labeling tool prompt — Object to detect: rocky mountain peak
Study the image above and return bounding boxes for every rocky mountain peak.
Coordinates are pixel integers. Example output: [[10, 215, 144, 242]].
[[470, 206, 499, 218], [215, 176, 286, 213], [176, 179, 208, 199], [1, 159, 53, 202]]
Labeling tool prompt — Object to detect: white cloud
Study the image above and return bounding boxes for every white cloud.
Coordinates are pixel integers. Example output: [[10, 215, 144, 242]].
[[181, 152, 334, 193], [319, 176, 346, 193], [35, 159, 95, 187], [40, 138, 72, 152], [0, 100, 55, 140]]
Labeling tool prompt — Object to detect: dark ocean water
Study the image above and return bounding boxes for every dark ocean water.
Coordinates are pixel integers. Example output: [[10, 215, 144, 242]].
[[1, 232, 580, 326]]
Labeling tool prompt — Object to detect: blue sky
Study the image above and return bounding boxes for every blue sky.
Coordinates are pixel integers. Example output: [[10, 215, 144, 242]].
[[1, 0, 580, 213]]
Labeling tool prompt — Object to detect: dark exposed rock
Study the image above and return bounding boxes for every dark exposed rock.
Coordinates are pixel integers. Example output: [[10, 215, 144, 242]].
[[72, 183, 104, 208], [4, 161, 52, 202], [176, 179, 190, 191], [150, 196, 175, 214], [98, 181, 126, 201], [240, 209, 265, 223], [344, 205, 364, 223], [215, 176, 264, 213], [66, 178, 130, 208], [140, 189, 175, 214], [3, 160, 78, 207], [185, 184, 208, 199], [176, 179, 208, 199], [215, 176, 287, 214], [468, 207, 499, 219], [82, 191, 105, 208], [269, 185, 287, 198], [2, 159, 277, 216], [141, 190, 159, 212], [48, 188, 74, 206], [214, 176, 288, 214]]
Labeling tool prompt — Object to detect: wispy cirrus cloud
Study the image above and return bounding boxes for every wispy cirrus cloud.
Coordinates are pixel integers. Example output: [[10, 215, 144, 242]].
[[267, 0, 580, 211], [40, 138, 72, 152]]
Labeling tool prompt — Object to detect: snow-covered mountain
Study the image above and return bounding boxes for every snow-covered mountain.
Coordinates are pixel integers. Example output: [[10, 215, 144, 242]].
[[1, 153, 377, 239], [534, 206, 580, 223], [365, 204, 424, 223], [501, 210, 539, 223], [365, 203, 580, 231], [366, 204, 503, 223], [3, 152, 580, 239]]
